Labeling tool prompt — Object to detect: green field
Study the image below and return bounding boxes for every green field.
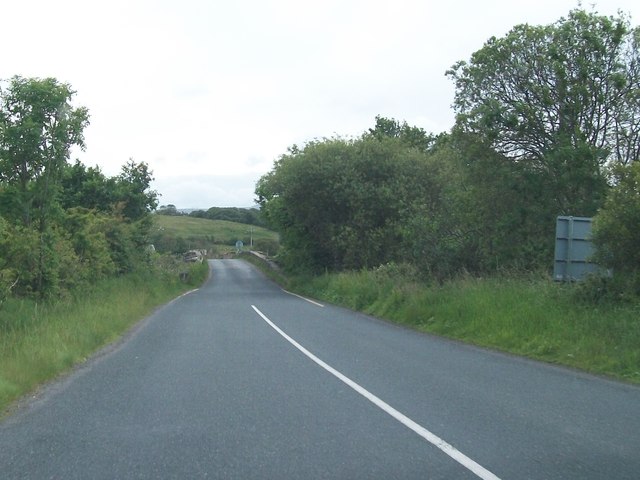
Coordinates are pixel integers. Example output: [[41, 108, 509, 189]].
[[152, 215, 279, 255]]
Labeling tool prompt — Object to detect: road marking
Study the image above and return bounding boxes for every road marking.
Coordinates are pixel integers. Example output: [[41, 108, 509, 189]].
[[281, 289, 325, 307], [251, 305, 501, 480]]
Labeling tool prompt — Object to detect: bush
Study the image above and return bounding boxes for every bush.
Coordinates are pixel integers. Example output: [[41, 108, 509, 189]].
[[575, 271, 640, 305], [592, 162, 640, 272]]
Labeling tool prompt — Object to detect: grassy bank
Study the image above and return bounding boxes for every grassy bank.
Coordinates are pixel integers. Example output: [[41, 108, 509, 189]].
[[0, 259, 209, 416], [274, 265, 639, 384]]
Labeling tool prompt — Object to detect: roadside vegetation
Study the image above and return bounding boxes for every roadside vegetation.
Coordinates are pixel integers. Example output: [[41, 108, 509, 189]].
[[254, 8, 640, 384], [0, 260, 208, 415], [243, 253, 640, 384], [0, 76, 212, 415], [291, 268, 640, 384]]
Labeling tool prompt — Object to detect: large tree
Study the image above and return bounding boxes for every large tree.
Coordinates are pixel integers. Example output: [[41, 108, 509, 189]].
[[0, 76, 89, 293], [256, 133, 437, 272], [0, 76, 89, 227], [447, 8, 640, 214]]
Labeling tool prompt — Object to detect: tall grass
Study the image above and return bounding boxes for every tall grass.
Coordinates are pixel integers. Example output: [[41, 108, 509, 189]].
[[0, 259, 208, 415], [288, 267, 640, 384]]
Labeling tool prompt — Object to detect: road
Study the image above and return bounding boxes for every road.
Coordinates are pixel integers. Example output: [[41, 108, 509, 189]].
[[1, 259, 639, 479]]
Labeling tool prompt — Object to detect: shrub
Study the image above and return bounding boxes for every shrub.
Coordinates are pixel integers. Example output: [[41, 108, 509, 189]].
[[592, 162, 640, 272]]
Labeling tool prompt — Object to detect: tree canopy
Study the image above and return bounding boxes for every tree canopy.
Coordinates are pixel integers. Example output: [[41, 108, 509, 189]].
[[0, 76, 89, 228], [447, 9, 640, 166], [256, 131, 437, 273], [447, 9, 639, 216]]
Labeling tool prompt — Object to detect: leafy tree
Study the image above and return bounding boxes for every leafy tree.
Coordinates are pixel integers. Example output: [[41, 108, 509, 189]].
[[60, 160, 115, 212], [0, 76, 89, 294], [63, 207, 116, 283], [406, 133, 557, 278], [0, 76, 89, 227], [0, 77, 170, 299], [157, 204, 180, 216], [367, 115, 437, 152], [447, 8, 639, 215], [114, 159, 158, 222], [256, 140, 353, 271], [256, 132, 437, 272]]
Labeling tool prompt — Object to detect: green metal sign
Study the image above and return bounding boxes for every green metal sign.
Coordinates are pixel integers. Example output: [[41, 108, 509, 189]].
[[553, 216, 599, 282]]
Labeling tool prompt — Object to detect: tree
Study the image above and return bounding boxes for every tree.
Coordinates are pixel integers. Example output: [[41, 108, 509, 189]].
[[0, 76, 89, 293], [256, 131, 438, 273], [113, 159, 159, 221], [101, 160, 159, 273], [0, 76, 89, 227], [157, 204, 180, 216], [60, 160, 115, 212], [592, 161, 640, 272], [447, 8, 640, 214], [406, 132, 558, 278], [63, 207, 116, 283], [367, 115, 437, 152]]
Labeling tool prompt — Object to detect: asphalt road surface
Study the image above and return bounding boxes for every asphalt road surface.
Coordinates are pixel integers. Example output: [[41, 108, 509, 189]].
[[1, 259, 639, 479]]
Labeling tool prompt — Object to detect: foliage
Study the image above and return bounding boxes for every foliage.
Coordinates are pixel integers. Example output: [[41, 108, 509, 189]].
[[189, 206, 266, 227], [156, 204, 181, 216], [0, 76, 90, 228], [114, 159, 159, 222], [447, 8, 639, 216], [60, 160, 116, 212], [0, 218, 18, 306], [252, 238, 280, 256], [367, 115, 439, 152], [448, 8, 639, 165], [406, 133, 558, 278], [0, 76, 160, 300], [0, 77, 90, 295], [62, 208, 116, 282], [255, 9, 639, 282], [591, 162, 640, 284], [257, 119, 562, 278], [256, 134, 437, 273], [574, 271, 640, 305]]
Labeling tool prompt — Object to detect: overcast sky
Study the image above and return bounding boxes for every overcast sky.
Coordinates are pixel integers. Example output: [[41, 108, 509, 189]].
[[4, 0, 639, 208]]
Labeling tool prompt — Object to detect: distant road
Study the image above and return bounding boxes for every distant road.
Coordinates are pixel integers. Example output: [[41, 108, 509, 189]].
[[1, 259, 639, 479]]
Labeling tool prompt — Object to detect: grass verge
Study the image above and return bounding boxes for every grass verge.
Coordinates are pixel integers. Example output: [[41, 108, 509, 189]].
[[248, 258, 640, 384], [0, 259, 209, 416]]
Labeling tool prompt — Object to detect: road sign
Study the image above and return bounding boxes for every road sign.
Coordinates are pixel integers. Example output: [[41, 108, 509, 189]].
[[553, 216, 599, 281]]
